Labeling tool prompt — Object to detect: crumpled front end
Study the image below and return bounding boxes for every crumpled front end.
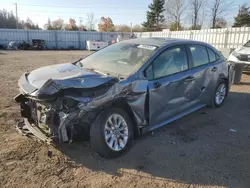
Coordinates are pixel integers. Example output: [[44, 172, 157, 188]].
[[15, 71, 149, 144], [15, 91, 100, 143]]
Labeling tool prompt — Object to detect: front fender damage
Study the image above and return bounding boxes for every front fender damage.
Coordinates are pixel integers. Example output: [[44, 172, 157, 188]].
[[78, 79, 149, 126]]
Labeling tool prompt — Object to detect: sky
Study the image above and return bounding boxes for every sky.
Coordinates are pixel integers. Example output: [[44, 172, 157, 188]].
[[0, 0, 249, 29]]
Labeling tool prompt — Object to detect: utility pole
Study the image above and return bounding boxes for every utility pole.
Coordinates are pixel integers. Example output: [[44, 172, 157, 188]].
[[130, 22, 133, 36], [79, 17, 83, 31], [15, 3, 18, 29], [79, 17, 83, 26]]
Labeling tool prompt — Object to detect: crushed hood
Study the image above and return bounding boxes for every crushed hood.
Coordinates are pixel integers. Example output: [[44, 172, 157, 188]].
[[19, 63, 118, 97]]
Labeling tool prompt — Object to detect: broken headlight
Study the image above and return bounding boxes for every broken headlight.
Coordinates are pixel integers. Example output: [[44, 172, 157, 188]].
[[62, 96, 93, 110], [62, 98, 79, 109]]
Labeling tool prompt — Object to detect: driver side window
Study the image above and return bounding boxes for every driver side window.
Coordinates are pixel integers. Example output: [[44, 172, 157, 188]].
[[145, 46, 188, 80]]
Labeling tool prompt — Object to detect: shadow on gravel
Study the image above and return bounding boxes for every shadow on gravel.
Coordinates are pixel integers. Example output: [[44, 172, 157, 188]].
[[56, 90, 250, 187], [239, 82, 250, 86]]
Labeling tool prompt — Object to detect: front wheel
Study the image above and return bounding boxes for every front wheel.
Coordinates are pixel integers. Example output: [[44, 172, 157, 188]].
[[90, 108, 133, 158], [212, 80, 228, 108]]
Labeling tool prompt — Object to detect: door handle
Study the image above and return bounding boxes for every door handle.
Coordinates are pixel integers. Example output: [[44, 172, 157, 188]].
[[184, 76, 195, 82], [211, 67, 217, 72], [153, 81, 161, 88]]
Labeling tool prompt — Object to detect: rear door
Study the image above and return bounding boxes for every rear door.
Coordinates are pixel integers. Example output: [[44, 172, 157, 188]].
[[186, 44, 221, 104], [144, 45, 198, 127]]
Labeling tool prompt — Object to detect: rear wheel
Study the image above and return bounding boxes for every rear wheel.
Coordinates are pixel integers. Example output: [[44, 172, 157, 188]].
[[90, 108, 133, 158], [212, 80, 228, 108]]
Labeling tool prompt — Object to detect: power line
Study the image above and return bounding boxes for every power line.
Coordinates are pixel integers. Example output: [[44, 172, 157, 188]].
[[17, 3, 147, 9], [18, 10, 146, 15], [15, 3, 18, 29], [17, 13, 145, 20]]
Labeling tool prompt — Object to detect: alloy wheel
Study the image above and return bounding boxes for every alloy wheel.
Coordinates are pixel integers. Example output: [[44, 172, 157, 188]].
[[215, 83, 227, 105], [104, 114, 129, 151]]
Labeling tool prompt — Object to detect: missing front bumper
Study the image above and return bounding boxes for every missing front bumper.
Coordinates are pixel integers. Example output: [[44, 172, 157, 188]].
[[15, 98, 88, 144], [17, 118, 53, 144]]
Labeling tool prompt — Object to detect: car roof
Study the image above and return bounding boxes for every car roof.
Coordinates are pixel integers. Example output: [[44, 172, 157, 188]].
[[121, 37, 208, 47]]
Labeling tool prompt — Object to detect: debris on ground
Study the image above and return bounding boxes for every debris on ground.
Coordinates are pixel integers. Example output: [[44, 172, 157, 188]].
[[179, 152, 187, 157], [168, 141, 177, 145], [230, 129, 237, 133], [48, 150, 53, 158]]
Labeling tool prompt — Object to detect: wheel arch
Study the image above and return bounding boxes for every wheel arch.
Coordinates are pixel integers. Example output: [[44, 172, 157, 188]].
[[218, 75, 229, 96]]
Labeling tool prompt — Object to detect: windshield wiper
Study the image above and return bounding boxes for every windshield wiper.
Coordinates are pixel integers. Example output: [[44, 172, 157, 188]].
[[83, 67, 120, 78], [83, 68, 107, 75], [93, 69, 109, 76], [84, 68, 95, 71], [117, 74, 125, 80], [72, 58, 83, 65]]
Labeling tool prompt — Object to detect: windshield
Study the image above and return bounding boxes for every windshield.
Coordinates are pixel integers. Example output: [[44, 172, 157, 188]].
[[79, 42, 157, 76], [244, 40, 250, 47]]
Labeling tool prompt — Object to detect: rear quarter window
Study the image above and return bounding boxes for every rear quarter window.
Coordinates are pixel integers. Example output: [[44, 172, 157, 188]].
[[207, 48, 218, 62]]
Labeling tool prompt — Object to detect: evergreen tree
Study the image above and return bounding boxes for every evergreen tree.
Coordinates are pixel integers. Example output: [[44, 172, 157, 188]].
[[233, 4, 250, 27], [0, 9, 40, 29], [44, 18, 53, 30], [142, 0, 165, 31], [0, 9, 17, 28]]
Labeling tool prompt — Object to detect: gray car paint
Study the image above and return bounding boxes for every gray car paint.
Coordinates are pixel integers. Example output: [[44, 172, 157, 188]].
[[148, 68, 200, 126], [16, 38, 230, 138], [136, 40, 229, 129]]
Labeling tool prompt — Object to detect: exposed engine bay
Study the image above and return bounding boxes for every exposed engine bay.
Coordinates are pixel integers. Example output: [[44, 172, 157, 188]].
[[19, 98, 91, 143]]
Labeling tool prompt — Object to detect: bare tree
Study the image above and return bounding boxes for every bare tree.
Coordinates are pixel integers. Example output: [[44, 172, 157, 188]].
[[132, 24, 143, 32], [190, 0, 204, 29], [51, 18, 64, 30], [210, 0, 233, 28], [214, 17, 227, 28], [199, 2, 207, 28], [114, 24, 130, 32], [86, 13, 97, 31], [165, 0, 186, 31]]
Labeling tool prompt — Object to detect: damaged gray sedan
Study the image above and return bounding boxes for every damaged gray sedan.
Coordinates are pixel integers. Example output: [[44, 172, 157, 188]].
[[15, 38, 233, 158]]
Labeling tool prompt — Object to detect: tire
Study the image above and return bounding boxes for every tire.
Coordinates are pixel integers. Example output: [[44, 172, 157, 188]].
[[211, 80, 228, 108], [90, 108, 133, 158]]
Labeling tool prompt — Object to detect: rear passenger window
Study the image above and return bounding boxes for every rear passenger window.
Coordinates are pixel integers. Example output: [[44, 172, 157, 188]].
[[188, 45, 209, 67], [207, 48, 218, 62]]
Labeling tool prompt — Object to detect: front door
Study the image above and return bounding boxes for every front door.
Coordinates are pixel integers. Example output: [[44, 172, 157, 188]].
[[144, 45, 197, 127]]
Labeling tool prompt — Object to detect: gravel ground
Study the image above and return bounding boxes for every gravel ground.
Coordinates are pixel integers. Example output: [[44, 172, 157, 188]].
[[0, 50, 250, 188]]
